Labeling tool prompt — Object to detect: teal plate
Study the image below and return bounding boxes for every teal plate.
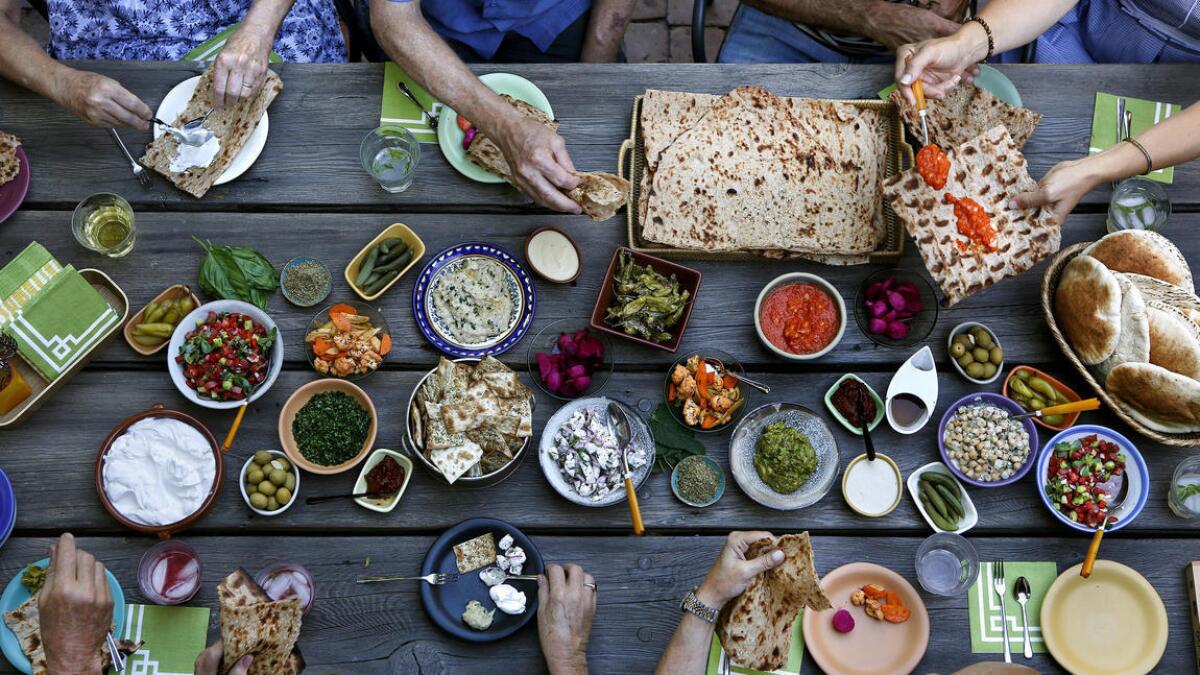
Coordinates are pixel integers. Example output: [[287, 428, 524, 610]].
[[0, 558, 125, 674], [437, 73, 554, 184], [877, 65, 1022, 107]]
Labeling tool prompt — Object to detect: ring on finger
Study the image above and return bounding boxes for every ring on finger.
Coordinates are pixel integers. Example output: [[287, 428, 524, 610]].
[[584, 582, 597, 592]]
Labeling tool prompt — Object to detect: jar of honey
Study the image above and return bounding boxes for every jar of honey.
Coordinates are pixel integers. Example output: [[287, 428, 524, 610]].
[[0, 335, 31, 415]]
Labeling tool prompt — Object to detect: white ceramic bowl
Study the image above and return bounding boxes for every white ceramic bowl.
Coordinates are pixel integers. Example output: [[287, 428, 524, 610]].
[[353, 449, 414, 513], [947, 321, 1003, 385], [907, 462, 978, 534], [239, 450, 299, 517], [753, 273, 846, 361], [167, 300, 284, 409]]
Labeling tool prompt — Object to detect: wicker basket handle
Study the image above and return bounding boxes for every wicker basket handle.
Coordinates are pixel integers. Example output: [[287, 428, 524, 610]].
[[618, 139, 634, 182]]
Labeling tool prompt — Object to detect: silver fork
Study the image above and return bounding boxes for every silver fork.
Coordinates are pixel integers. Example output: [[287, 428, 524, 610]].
[[107, 129, 150, 189], [105, 631, 126, 672], [993, 561, 1012, 664], [356, 572, 460, 585]]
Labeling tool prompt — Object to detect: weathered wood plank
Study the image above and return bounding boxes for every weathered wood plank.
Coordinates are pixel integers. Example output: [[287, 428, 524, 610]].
[[0, 534, 1193, 674], [1, 63, 1198, 210]]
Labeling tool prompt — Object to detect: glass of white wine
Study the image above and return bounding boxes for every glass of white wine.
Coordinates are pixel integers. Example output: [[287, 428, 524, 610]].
[[72, 192, 135, 257]]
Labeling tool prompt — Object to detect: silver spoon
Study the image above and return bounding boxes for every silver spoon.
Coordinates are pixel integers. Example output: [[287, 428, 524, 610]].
[[152, 116, 214, 147], [606, 402, 644, 535], [703, 357, 769, 394], [1014, 576, 1033, 659]]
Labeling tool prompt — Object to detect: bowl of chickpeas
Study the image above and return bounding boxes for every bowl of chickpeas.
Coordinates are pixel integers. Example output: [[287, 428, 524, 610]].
[[240, 450, 300, 516]]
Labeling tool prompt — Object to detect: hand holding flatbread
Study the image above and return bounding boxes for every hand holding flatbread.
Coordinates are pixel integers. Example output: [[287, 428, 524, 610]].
[[216, 570, 303, 675]]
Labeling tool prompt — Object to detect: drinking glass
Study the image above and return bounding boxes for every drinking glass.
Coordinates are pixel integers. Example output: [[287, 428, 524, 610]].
[[915, 532, 979, 596], [1107, 177, 1170, 233], [1169, 456, 1200, 518], [360, 126, 420, 193], [72, 192, 135, 257], [138, 540, 201, 605]]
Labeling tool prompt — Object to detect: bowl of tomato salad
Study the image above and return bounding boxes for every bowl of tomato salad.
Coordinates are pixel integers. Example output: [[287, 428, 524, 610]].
[[754, 273, 846, 361], [1036, 425, 1149, 534], [167, 300, 284, 410]]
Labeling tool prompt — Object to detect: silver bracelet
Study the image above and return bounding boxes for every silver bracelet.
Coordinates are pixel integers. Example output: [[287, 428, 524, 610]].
[[680, 587, 720, 624]]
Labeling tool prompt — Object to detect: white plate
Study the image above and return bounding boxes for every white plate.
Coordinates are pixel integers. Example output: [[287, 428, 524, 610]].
[[153, 76, 269, 186], [907, 462, 978, 534], [166, 300, 284, 410], [538, 397, 653, 507]]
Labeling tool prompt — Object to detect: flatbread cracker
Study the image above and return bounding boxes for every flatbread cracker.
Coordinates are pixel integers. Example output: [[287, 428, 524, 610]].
[[0, 131, 21, 187], [889, 84, 1042, 150], [453, 532, 497, 573]]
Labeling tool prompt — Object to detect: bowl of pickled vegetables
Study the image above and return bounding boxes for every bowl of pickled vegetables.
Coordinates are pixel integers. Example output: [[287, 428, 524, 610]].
[[1003, 366, 1083, 431]]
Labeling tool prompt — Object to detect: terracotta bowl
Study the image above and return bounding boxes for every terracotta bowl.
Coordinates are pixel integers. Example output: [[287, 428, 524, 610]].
[[588, 246, 701, 353], [279, 379, 376, 475], [1002, 365, 1083, 431], [95, 404, 223, 538]]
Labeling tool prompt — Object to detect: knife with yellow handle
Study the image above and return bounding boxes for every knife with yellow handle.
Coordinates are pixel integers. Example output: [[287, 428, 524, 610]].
[[1012, 398, 1100, 421]]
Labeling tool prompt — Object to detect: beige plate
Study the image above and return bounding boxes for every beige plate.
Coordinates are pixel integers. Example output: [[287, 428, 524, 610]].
[[1041, 561, 1167, 675], [344, 223, 426, 302], [123, 285, 200, 356], [802, 562, 930, 675]]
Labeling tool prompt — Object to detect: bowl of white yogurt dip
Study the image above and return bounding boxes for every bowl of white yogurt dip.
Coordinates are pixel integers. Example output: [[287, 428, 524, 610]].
[[95, 404, 222, 536]]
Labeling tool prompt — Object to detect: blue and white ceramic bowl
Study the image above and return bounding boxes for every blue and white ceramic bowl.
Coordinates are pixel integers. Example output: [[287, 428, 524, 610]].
[[1036, 425, 1149, 533]]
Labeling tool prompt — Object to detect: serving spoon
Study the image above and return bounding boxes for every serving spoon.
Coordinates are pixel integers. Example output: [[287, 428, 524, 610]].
[[306, 490, 393, 505], [607, 402, 644, 536], [703, 357, 770, 394], [1012, 398, 1100, 422], [1080, 472, 1129, 579], [855, 391, 877, 462]]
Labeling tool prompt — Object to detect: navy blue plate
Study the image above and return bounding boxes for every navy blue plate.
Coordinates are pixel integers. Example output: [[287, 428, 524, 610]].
[[420, 517, 542, 642], [412, 243, 536, 358]]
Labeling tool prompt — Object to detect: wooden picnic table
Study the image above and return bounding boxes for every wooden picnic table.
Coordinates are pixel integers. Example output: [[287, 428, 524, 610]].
[[0, 62, 1197, 673]]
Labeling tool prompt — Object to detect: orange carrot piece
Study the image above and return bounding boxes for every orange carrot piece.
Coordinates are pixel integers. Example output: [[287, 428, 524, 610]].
[[723, 374, 737, 389], [328, 303, 358, 320], [701, 415, 718, 429], [862, 584, 886, 599], [885, 591, 902, 607], [378, 333, 393, 355], [881, 604, 911, 623], [668, 383, 676, 402], [312, 338, 333, 355]]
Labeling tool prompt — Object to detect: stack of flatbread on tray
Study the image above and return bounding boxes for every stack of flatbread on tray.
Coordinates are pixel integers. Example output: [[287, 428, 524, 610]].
[[141, 65, 283, 198], [883, 125, 1059, 306], [466, 94, 629, 220], [218, 569, 303, 675], [1052, 229, 1200, 434], [2, 589, 139, 674], [638, 87, 890, 264], [715, 532, 832, 671], [889, 83, 1042, 150], [0, 132, 20, 188]]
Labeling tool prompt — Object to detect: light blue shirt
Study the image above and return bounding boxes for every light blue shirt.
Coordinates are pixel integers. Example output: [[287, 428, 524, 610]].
[[391, 0, 590, 59]]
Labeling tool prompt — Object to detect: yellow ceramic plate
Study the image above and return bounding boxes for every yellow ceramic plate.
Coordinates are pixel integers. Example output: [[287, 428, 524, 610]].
[[1041, 561, 1167, 675]]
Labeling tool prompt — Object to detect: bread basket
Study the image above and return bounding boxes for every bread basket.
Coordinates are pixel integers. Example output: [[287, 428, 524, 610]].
[[1041, 241, 1200, 447]]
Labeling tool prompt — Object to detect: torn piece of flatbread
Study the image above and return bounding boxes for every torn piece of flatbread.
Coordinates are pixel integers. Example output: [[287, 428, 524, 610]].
[[567, 171, 629, 221], [889, 84, 1042, 150]]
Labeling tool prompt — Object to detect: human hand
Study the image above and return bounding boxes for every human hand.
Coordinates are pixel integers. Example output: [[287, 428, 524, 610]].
[[39, 533, 113, 675], [894, 25, 987, 104], [195, 640, 254, 675], [212, 23, 272, 109], [52, 70, 151, 130], [1010, 158, 1099, 225], [490, 113, 582, 213], [867, 3, 962, 52], [537, 564, 595, 675], [695, 531, 786, 608]]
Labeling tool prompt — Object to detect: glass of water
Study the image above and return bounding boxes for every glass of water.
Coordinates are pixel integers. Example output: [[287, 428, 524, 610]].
[[915, 532, 979, 596], [1168, 456, 1200, 518], [360, 126, 420, 193], [1107, 177, 1170, 233], [72, 192, 135, 257]]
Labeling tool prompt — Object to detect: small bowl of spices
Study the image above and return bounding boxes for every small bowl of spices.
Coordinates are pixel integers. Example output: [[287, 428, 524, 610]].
[[280, 257, 332, 308], [353, 448, 412, 513], [824, 374, 884, 435], [671, 455, 725, 508]]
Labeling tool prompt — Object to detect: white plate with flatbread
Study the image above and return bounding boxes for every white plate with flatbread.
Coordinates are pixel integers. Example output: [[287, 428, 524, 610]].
[[154, 76, 269, 186]]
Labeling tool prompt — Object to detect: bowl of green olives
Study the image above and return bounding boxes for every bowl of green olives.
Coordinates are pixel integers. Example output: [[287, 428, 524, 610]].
[[947, 323, 1004, 384], [240, 450, 300, 516]]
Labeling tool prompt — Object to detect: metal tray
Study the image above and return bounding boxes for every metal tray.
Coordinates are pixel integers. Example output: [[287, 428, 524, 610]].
[[0, 268, 129, 429], [619, 94, 912, 264]]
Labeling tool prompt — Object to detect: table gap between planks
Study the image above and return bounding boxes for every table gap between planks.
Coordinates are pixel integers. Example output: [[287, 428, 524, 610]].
[[0, 63, 1198, 673]]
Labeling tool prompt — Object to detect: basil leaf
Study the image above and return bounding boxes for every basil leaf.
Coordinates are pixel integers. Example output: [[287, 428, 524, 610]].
[[248, 287, 269, 311], [193, 236, 274, 309], [227, 246, 278, 291]]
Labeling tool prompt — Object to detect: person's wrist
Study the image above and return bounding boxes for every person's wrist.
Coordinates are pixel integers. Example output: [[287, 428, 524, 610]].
[[957, 20, 990, 63], [546, 651, 588, 675], [695, 580, 728, 608], [45, 64, 80, 109]]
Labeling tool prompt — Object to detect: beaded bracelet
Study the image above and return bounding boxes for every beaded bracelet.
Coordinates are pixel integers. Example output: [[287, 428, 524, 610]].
[[1124, 137, 1155, 175], [968, 16, 995, 61]]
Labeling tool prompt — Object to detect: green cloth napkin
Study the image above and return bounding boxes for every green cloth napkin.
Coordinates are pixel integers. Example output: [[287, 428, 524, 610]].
[[1090, 92, 1180, 184], [0, 242, 63, 329], [706, 614, 805, 674], [968, 561, 1057, 654], [113, 604, 211, 675], [183, 23, 283, 63], [3, 265, 119, 381], [380, 62, 441, 143]]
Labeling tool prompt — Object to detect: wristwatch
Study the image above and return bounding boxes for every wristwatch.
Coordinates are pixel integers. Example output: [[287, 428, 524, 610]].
[[680, 587, 720, 624]]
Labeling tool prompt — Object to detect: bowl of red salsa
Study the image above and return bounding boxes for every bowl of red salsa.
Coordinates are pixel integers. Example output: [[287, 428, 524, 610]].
[[167, 300, 284, 410], [754, 273, 846, 361]]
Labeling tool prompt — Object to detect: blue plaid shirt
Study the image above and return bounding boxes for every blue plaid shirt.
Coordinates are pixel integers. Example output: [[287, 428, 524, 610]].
[[392, 0, 590, 59], [998, 0, 1200, 63]]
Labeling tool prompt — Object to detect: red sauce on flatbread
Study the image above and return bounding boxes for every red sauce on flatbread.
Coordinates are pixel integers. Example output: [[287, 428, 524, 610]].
[[916, 144, 950, 190], [945, 193, 996, 252], [760, 283, 839, 355]]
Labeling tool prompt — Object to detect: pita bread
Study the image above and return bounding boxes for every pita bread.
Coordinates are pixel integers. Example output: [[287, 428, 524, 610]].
[[1084, 229, 1193, 292], [1145, 302, 1200, 380], [1107, 361, 1200, 432], [430, 441, 483, 484], [1095, 275, 1150, 379], [1054, 256, 1124, 365], [1124, 273, 1200, 327], [220, 599, 303, 675], [568, 171, 629, 221], [141, 66, 282, 198], [0, 131, 20, 187], [884, 125, 1060, 306], [453, 532, 497, 573], [889, 84, 1042, 149], [465, 95, 558, 179]]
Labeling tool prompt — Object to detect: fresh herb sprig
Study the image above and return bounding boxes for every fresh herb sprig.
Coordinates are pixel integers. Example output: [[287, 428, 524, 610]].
[[194, 236, 278, 310], [649, 403, 705, 473]]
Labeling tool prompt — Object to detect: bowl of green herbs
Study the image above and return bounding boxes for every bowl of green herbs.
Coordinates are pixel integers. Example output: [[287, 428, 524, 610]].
[[279, 379, 376, 475], [671, 455, 725, 508]]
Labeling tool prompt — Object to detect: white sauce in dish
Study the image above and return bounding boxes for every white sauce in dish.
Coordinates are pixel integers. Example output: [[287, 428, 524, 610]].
[[489, 583, 527, 615], [169, 135, 221, 173], [843, 457, 900, 516], [526, 229, 579, 282], [429, 257, 516, 345], [102, 417, 216, 526]]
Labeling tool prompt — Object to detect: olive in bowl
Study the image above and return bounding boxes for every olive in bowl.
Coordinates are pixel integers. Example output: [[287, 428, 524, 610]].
[[947, 322, 1004, 384], [241, 450, 299, 516]]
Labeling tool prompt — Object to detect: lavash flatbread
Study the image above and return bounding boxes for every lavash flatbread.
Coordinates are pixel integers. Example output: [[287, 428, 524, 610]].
[[465, 95, 558, 179], [3, 596, 45, 674], [220, 600, 303, 675], [883, 125, 1060, 306], [0, 131, 20, 187], [568, 171, 629, 221], [217, 570, 304, 675], [889, 84, 1042, 150]]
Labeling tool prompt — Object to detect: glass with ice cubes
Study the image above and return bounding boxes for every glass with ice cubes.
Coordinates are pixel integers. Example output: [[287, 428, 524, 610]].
[[1107, 177, 1170, 233]]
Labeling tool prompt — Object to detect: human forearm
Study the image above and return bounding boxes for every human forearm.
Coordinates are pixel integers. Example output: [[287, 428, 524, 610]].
[[239, 0, 297, 43], [580, 0, 636, 62], [0, 5, 74, 105], [743, 0, 887, 31], [939, 0, 1078, 61], [654, 584, 727, 675]]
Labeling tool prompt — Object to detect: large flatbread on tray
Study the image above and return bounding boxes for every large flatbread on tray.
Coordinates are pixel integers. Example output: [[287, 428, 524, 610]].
[[883, 125, 1060, 306], [141, 66, 282, 198], [889, 83, 1042, 150]]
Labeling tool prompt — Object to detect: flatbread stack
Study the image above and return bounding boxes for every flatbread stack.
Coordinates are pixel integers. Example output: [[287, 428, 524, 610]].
[[0, 131, 20, 187], [466, 95, 629, 220], [638, 87, 890, 264], [2, 591, 139, 674], [411, 357, 534, 483], [141, 65, 283, 198], [715, 532, 831, 671], [884, 125, 1060, 306], [889, 83, 1042, 150], [1053, 230, 1200, 433], [217, 569, 303, 675]]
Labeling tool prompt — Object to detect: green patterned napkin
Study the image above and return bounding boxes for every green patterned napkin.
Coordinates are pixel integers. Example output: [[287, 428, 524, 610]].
[[115, 604, 211, 674], [706, 614, 805, 674], [0, 242, 63, 328], [183, 24, 283, 63], [968, 561, 1057, 654], [1090, 92, 1180, 184], [380, 62, 441, 143], [3, 265, 119, 381]]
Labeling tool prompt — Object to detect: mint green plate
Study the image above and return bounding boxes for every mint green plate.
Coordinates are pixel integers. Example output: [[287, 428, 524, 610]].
[[437, 73, 554, 184], [877, 65, 1022, 107], [823, 373, 884, 435]]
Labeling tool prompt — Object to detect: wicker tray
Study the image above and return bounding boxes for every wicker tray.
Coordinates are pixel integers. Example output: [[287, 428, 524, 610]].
[[1041, 241, 1200, 447], [618, 95, 913, 263]]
